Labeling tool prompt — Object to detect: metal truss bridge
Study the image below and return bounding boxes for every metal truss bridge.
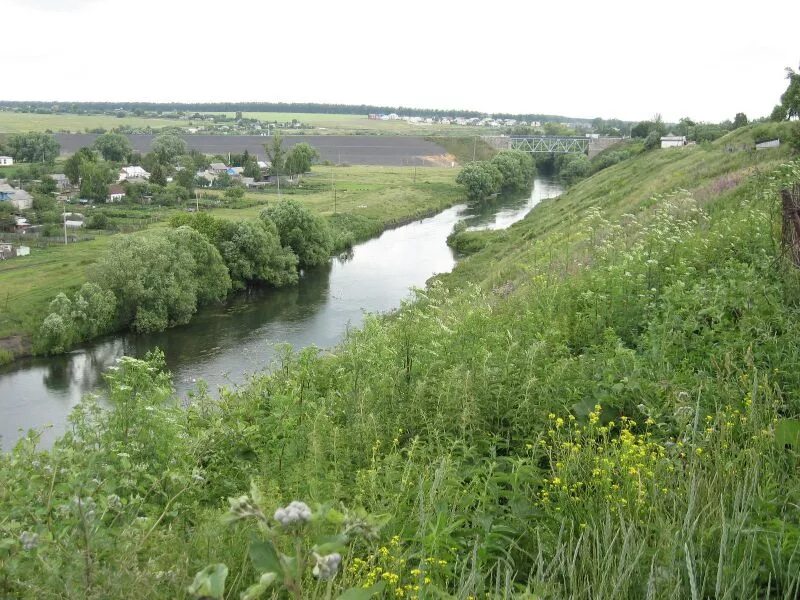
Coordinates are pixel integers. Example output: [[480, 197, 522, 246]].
[[484, 136, 591, 154]]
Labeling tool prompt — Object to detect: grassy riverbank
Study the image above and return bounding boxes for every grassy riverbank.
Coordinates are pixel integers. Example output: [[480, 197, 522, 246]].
[[2, 123, 800, 599], [0, 166, 459, 363]]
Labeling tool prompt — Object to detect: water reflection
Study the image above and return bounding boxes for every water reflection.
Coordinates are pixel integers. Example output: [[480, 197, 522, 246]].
[[0, 178, 561, 450]]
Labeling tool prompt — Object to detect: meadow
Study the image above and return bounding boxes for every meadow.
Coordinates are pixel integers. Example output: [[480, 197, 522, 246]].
[[2, 123, 800, 599], [0, 109, 495, 137], [0, 112, 187, 134]]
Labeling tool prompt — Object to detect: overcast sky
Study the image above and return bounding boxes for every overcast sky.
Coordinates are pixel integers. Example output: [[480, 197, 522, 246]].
[[4, 0, 798, 122]]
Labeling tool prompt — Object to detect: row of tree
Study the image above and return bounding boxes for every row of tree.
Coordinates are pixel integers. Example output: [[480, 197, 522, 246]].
[[455, 150, 536, 201], [39, 199, 334, 351], [0, 101, 590, 123]]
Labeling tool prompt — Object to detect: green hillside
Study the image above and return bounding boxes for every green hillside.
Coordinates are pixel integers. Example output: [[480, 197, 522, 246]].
[[2, 122, 800, 599]]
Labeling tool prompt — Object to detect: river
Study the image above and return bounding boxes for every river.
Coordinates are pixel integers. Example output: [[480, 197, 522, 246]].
[[0, 178, 562, 450]]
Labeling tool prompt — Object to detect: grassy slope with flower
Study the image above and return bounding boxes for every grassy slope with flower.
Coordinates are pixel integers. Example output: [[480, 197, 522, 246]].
[[2, 121, 800, 599]]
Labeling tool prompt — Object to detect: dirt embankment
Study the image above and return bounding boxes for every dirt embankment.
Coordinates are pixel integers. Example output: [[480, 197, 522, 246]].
[[0, 335, 31, 363]]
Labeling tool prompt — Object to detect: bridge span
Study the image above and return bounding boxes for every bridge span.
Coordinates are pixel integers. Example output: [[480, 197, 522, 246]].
[[483, 136, 625, 158]]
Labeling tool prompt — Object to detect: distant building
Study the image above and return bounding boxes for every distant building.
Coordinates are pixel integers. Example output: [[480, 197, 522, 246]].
[[209, 162, 228, 174], [118, 166, 150, 182], [660, 134, 687, 149], [756, 139, 780, 149], [0, 181, 33, 210], [49, 173, 70, 191], [1, 243, 30, 259], [107, 184, 126, 202], [0, 156, 13, 166]]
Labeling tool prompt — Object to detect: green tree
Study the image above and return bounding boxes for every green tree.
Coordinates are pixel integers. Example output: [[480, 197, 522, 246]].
[[39, 283, 117, 353], [284, 143, 319, 180], [175, 167, 195, 192], [455, 162, 502, 201], [490, 150, 535, 192], [149, 163, 167, 186], [219, 220, 299, 289], [168, 226, 232, 303], [643, 130, 661, 150], [261, 199, 333, 268], [264, 134, 285, 176], [6, 132, 60, 163], [151, 132, 188, 164], [780, 65, 800, 120], [224, 186, 245, 202], [64, 147, 96, 185], [79, 161, 115, 201], [732, 112, 748, 129], [93, 132, 133, 162], [91, 232, 198, 332]]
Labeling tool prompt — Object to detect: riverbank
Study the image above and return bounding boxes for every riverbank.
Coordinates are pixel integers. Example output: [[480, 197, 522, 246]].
[[0, 165, 461, 365]]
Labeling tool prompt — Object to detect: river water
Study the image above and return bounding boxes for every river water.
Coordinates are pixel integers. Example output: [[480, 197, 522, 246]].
[[0, 178, 562, 450]]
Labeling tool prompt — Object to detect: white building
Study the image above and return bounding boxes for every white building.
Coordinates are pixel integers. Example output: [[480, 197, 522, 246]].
[[756, 139, 780, 149], [107, 184, 126, 202], [0, 156, 13, 166], [0, 181, 33, 210], [660, 135, 687, 149], [118, 166, 151, 182]]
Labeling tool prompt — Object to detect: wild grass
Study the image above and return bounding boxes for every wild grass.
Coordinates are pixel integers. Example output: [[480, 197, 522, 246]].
[[1, 123, 799, 599]]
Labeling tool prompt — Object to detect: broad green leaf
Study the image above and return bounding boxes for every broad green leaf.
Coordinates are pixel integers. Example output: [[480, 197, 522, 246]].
[[187, 563, 228, 600], [249, 540, 283, 581], [314, 534, 348, 554], [776, 419, 800, 450], [337, 582, 386, 600]]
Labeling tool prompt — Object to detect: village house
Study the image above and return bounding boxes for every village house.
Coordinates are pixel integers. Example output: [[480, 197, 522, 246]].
[[0, 180, 33, 210], [49, 173, 70, 191], [0, 156, 13, 166], [107, 184, 126, 202], [118, 165, 151, 182], [209, 162, 228, 174], [660, 134, 687, 149]]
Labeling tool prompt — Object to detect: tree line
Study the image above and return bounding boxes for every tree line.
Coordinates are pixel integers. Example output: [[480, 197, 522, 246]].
[[38, 199, 334, 353], [455, 150, 536, 201], [0, 100, 592, 123]]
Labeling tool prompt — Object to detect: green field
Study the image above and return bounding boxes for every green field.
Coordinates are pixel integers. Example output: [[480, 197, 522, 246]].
[[233, 112, 492, 135], [0, 110, 495, 136], [0, 112, 187, 134], [0, 165, 459, 358]]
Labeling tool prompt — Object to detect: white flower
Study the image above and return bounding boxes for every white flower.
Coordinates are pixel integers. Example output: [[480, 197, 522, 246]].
[[312, 552, 341, 580], [19, 531, 38, 551], [273, 501, 312, 526]]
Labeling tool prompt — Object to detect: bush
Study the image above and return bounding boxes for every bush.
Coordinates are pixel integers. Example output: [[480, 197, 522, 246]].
[[261, 199, 333, 268]]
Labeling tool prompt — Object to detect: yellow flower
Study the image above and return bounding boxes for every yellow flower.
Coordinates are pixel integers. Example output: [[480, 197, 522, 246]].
[[555, 417, 565, 428], [548, 413, 556, 420]]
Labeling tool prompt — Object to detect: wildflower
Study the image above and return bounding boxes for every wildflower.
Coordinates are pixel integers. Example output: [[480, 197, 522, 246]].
[[312, 552, 342, 580], [19, 531, 38, 551], [227, 495, 267, 524], [555, 417, 565, 428], [273, 500, 312, 526], [106, 494, 122, 511]]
